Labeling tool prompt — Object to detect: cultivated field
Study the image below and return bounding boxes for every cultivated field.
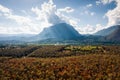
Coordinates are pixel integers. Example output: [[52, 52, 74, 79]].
[[0, 45, 120, 80]]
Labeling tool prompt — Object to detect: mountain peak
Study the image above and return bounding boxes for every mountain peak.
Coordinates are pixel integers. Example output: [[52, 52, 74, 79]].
[[38, 23, 81, 40]]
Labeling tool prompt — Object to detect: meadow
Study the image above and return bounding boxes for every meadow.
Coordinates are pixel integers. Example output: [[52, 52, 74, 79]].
[[0, 45, 120, 80]]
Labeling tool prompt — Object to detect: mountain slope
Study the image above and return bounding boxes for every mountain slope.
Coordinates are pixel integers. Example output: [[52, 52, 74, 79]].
[[37, 23, 81, 40], [94, 25, 120, 36], [106, 26, 120, 41]]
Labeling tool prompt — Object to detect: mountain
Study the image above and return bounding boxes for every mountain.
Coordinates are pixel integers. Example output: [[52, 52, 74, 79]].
[[94, 25, 120, 36], [0, 34, 35, 41], [106, 26, 120, 41], [0, 23, 119, 45], [36, 23, 81, 41]]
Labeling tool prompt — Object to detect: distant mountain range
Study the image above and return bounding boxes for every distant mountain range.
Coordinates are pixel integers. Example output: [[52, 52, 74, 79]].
[[0, 34, 35, 41], [94, 25, 120, 36], [0, 23, 120, 45], [106, 25, 120, 41], [94, 25, 120, 41]]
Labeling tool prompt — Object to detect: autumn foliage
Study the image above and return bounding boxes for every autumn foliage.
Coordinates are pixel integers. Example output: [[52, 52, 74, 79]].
[[0, 45, 120, 79]]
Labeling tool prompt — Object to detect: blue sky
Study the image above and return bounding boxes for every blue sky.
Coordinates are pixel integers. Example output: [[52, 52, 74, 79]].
[[0, 0, 119, 34]]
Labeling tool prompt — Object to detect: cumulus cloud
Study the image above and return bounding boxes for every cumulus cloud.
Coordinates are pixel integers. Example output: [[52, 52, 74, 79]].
[[0, 4, 31, 25], [31, 0, 76, 26], [0, 0, 78, 34], [0, 4, 39, 34], [7, 15, 32, 25], [76, 24, 104, 34], [0, 26, 38, 34], [31, 0, 64, 25], [31, 0, 80, 29], [105, 0, 120, 26], [96, 0, 120, 27], [0, 0, 105, 35], [0, 5, 11, 13]]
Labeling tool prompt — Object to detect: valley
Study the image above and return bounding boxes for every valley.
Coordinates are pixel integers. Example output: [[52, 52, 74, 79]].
[[0, 0, 120, 79]]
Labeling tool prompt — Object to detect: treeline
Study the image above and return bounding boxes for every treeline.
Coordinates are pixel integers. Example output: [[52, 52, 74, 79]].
[[0, 46, 40, 58], [28, 45, 66, 58], [0, 45, 120, 58], [28, 45, 120, 58]]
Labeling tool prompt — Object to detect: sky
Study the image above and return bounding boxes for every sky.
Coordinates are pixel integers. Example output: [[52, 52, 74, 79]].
[[0, 0, 119, 34]]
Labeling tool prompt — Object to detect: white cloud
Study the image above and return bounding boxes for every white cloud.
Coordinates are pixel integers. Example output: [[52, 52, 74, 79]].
[[7, 15, 32, 25], [86, 4, 93, 8], [96, 0, 115, 5], [81, 4, 95, 16], [31, 0, 64, 25], [0, 0, 105, 35], [56, 12, 80, 28], [83, 10, 95, 16], [0, 0, 80, 34], [90, 12, 95, 16], [31, 0, 79, 27], [0, 5, 11, 13], [0, 4, 32, 25], [31, 0, 76, 26], [0, 26, 8, 34], [105, 0, 120, 26], [0, 24, 40, 34], [58, 7, 74, 13], [0, 4, 40, 34], [0, 13, 2, 16], [96, 1, 101, 5], [76, 24, 104, 34], [69, 19, 78, 27]]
